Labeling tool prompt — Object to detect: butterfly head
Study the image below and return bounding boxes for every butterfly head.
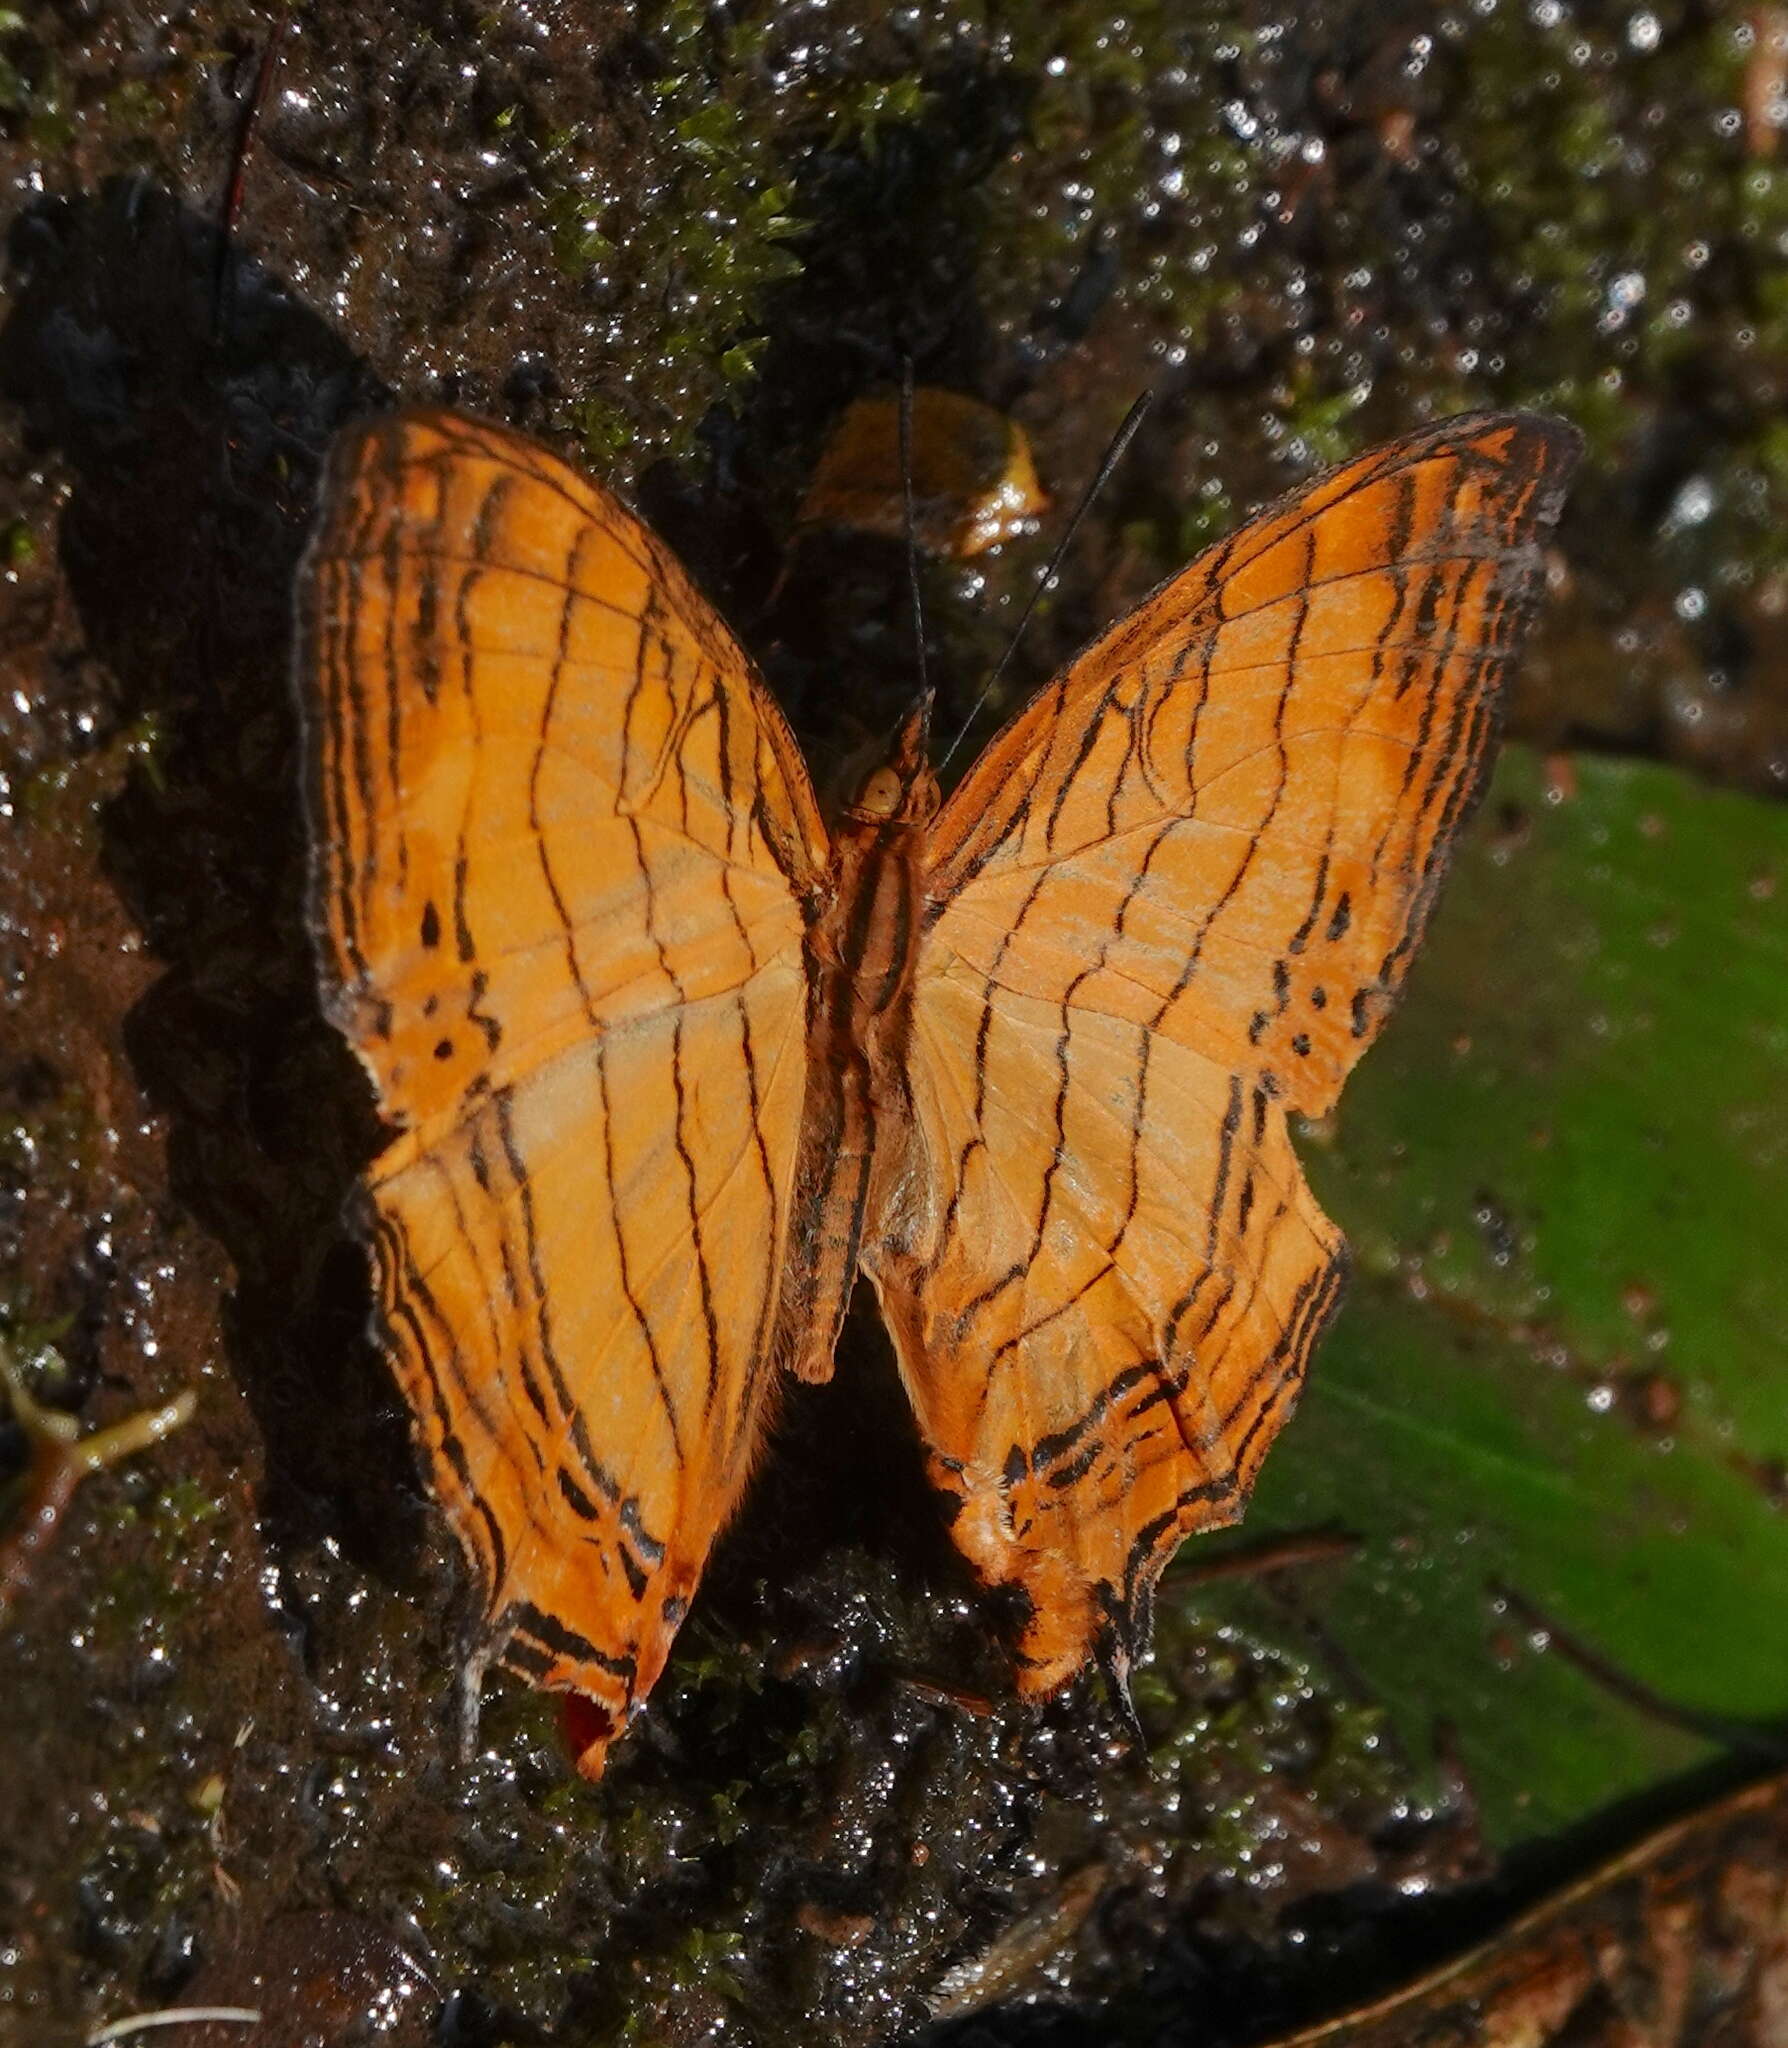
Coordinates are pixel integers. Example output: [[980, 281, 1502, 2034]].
[[843, 689, 940, 826]]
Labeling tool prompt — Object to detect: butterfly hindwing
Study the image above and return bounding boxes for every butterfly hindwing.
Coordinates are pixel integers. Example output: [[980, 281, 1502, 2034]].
[[868, 414, 1580, 1689], [303, 411, 826, 1772]]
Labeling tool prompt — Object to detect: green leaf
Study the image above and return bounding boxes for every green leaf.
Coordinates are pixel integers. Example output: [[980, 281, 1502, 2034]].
[[1182, 748, 1788, 1847]]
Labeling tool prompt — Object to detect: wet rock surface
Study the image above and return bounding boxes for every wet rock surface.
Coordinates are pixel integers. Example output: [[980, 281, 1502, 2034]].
[[3, 4, 1786, 2043]]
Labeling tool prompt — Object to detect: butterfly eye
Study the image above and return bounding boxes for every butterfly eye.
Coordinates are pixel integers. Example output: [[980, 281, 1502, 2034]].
[[855, 766, 903, 817]]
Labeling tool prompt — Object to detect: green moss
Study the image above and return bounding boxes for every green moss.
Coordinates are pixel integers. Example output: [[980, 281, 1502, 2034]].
[[0, 9, 30, 120], [1269, 372, 1372, 472], [965, 1, 1256, 349], [526, 0, 807, 465], [0, 21, 73, 154], [1, 1318, 69, 1513], [15, 709, 169, 830], [0, 1308, 75, 1381], [604, 1927, 747, 2042], [826, 73, 934, 156], [1304, 1698, 1398, 1817], [568, 394, 635, 466], [1138, 1606, 1415, 1873], [121, 710, 170, 796], [102, 76, 168, 143], [85, 1477, 223, 1657]]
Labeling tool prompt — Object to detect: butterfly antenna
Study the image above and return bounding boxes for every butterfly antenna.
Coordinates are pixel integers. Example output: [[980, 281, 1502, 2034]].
[[935, 389, 1153, 780], [899, 360, 932, 711]]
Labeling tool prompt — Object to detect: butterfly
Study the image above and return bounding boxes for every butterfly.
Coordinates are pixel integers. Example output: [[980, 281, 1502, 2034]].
[[300, 405, 1579, 1776]]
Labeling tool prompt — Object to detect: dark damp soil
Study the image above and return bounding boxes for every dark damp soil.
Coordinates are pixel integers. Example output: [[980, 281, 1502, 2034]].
[[2, 4, 1786, 2045]]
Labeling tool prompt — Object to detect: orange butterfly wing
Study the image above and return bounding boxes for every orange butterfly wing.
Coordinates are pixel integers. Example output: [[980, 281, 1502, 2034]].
[[302, 411, 828, 1772], [866, 414, 1580, 1693]]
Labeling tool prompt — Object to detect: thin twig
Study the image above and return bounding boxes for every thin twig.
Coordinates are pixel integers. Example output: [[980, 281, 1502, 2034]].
[[87, 2009, 261, 2047], [1179, 1527, 1360, 1589]]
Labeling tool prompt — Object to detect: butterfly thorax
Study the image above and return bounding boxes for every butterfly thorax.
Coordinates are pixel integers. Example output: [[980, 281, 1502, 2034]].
[[774, 738, 939, 1385]]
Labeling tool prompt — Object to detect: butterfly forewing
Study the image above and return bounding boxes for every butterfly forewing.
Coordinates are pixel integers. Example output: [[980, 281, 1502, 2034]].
[[870, 414, 1580, 1690], [303, 411, 827, 1773]]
